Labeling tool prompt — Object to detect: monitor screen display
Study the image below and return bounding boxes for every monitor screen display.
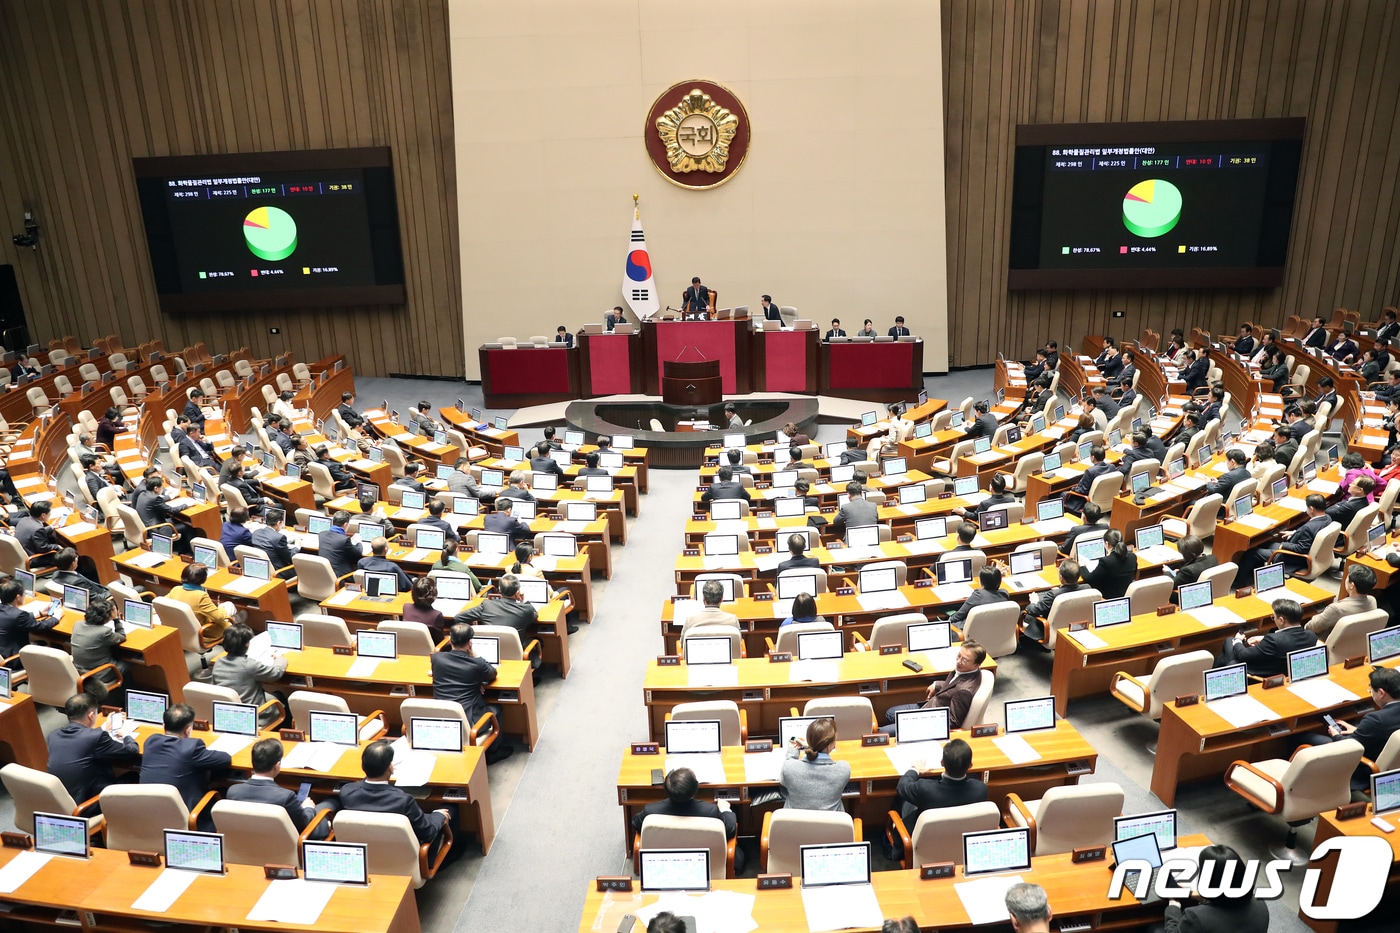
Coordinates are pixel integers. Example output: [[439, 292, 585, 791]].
[[953, 476, 979, 497], [356, 630, 397, 659], [477, 532, 510, 554], [364, 572, 398, 598], [127, 690, 170, 725], [211, 701, 258, 737], [415, 528, 445, 551], [193, 544, 218, 569], [915, 516, 947, 540], [1093, 597, 1132, 628], [1178, 580, 1213, 611], [1004, 696, 1056, 733], [267, 620, 302, 650], [409, 717, 464, 753], [683, 637, 733, 667], [399, 490, 426, 510], [664, 719, 722, 755], [1369, 627, 1400, 663], [1135, 524, 1164, 549], [1037, 498, 1064, 521], [1115, 810, 1178, 851], [858, 567, 897, 594], [302, 841, 369, 885], [473, 635, 500, 665], [709, 499, 742, 520], [34, 812, 90, 858], [981, 509, 1009, 531], [307, 514, 333, 534], [962, 828, 1032, 876], [703, 535, 738, 557], [800, 842, 871, 887], [846, 525, 881, 549], [1254, 562, 1286, 593], [1203, 663, 1247, 702], [895, 707, 949, 744], [639, 848, 711, 893], [1009, 550, 1042, 575], [796, 631, 844, 662], [242, 556, 271, 581], [164, 829, 225, 874], [777, 574, 817, 600], [898, 484, 927, 505], [308, 710, 359, 745], [907, 621, 951, 652], [1286, 645, 1329, 683], [1042, 453, 1062, 473], [1373, 769, 1400, 816], [936, 559, 973, 585]]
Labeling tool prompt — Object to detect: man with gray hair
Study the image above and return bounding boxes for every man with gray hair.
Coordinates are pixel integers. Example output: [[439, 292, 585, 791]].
[[1005, 882, 1051, 933], [454, 573, 540, 667], [679, 579, 739, 640]]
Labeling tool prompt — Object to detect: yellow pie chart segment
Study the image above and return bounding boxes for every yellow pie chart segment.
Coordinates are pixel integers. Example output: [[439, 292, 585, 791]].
[[1122, 179, 1182, 238]]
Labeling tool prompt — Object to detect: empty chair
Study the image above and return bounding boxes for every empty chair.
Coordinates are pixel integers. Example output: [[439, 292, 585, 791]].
[[184, 681, 284, 730], [1125, 576, 1174, 616], [1198, 562, 1239, 600], [669, 700, 748, 746], [295, 614, 352, 649], [887, 800, 1000, 869], [857, 612, 930, 650], [635, 814, 734, 878], [799, 697, 875, 740], [292, 554, 345, 601], [1004, 783, 1125, 855], [0, 763, 105, 838], [1224, 739, 1364, 863], [958, 602, 1019, 659], [78, 362, 101, 383], [332, 811, 453, 888], [1109, 650, 1215, 749], [212, 799, 329, 866], [761, 809, 860, 873], [467, 624, 539, 662], [101, 783, 214, 852]]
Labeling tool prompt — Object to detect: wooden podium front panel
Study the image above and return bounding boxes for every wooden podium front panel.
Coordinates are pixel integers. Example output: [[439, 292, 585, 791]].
[[754, 329, 818, 393], [821, 340, 923, 396], [644, 320, 750, 395], [662, 360, 723, 406], [579, 333, 642, 397], [479, 346, 579, 407]]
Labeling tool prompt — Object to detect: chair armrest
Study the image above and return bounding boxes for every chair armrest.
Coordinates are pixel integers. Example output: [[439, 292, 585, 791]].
[[738, 708, 748, 745], [77, 664, 123, 694], [357, 712, 388, 741], [434, 636, 450, 653], [852, 817, 862, 841], [336, 570, 357, 585], [764, 636, 776, 653], [1108, 672, 1149, 713], [725, 835, 736, 878], [298, 805, 333, 842], [188, 790, 219, 829], [73, 793, 104, 820], [850, 632, 869, 650], [521, 639, 541, 659], [789, 706, 799, 718], [1362, 755, 1379, 774], [886, 811, 912, 870], [1223, 759, 1285, 813], [257, 697, 286, 730], [760, 810, 773, 872], [468, 710, 498, 748], [420, 821, 453, 880], [198, 624, 225, 649], [1004, 792, 1037, 851]]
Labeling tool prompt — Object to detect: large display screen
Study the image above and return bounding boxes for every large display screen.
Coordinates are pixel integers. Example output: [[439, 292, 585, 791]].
[[1008, 118, 1305, 289], [133, 148, 405, 312]]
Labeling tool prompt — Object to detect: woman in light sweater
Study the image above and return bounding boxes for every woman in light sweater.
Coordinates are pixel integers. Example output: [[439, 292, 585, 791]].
[[779, 718, 850, 811]]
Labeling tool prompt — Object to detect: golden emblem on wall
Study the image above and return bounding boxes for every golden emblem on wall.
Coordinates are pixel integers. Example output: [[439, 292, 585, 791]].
[[644, 80, 751, 190]]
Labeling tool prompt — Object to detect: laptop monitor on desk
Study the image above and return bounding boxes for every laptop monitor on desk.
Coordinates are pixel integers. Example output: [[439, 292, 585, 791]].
[[1254, 562, 1286, 594], [211, 701, 258, 737], [639, 848, 711, 893], [1178, 580, 1213, 611], [797, 631, 844, 662], [907, 621, 951, 652], [1203, 663, 1248, 703], [303, 841, 369, 885], [664, 719, 722, 755], [34, 812, 90, 859], [1004, 696, 1055, 734], [355, 630, 397, 659], [894, 707, 949, 744], [683, 637, 733, 667], [936, 558, 973, 586], [800, 842, 871, 887], [1115, 810, 1178, 851], [409, 717, 465, 753], [308, 710, 359, 746], [1369, 627, 1400, 664], [915, 516, 947, 540], [267, 620, 302, 651], [127, 689, 169, 725], [1286, 644, 1329, 684], [1093, 596, 1132, 629], [962, 828, 1031, 876]]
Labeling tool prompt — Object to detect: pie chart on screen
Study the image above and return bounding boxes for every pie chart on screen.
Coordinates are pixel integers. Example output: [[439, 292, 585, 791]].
[[1122, 179, 1182, 238], [243, 206, 298, 261]]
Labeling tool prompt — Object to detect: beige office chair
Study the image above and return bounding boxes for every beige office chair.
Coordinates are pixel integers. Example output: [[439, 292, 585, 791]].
[[185, 681, 285, 730], [333, 811, 453, 888], [399, 697, 496, 749], [761, 810, 861, 873], [291, 555, 346, 602], [683, 625, 745, 659], [1004, 783, 1124, 855], [668, 700, 748, 746], [766, 620, 837, 655], [856, 560, 908, 589], [775, 567, 828, 596], [797, 697, 875, 740], [101, 784, 215, 852], [963, 669, 996, 727], [1109, 650, 1215, 751], [152, 596, 226, 673], [294, 613, 352, 649], [936, 549, 988, 579], [212, 799, 330, 866], [377, 619, 439, 656], [16, 646, 121, 708], [887, 800, 1000, 869], [1198, 562, 1240, 600], [958, 602, 1019, 659], [469, 624, 540, 662], [1224, 739, 1364, 863], [1275, 522, 1342, 581], [190, 536, 232, 568], [1034, 588, 1102, 650], [1325, 608, 1390, 665], [1004, 452, 1043, 495], [635, 815, 735, 878], [855, 612, 930, 651], [1125, 576, 1174, 616], [287, 690, 386, 741], [0, 763, 105, 839], [1336, 504, 1382, 558]]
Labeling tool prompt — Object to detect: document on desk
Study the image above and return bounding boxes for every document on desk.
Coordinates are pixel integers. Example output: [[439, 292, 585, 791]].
[[246, 878, 337, 925], [552, 520, 585, 534], [789, 660, 841, 683], [744, 749, 785, 784], [753, 517, 778, 531], [283, 741, 348, 772], [801, 882, 883, 932], [1030, 517, 1075, 536], [531, 555, 560, 572], [1233, 513, 1276, 531], [701, 556, 739, 571], [0, 849, 51, 894], [1307, 479, 1340, 495], [345, 657, 381, 679], [1063, 629, 1107, 650], [770, 599, 794, 619], [126, 550, 168, 569], [1288, 679, 1360, 709], [666, 753, 727, 785], [953, 874, 1024, 925], [208, 734, 256, 756], [60, 521, 100, 537], [131, 867, 200, 913], [391, 750, 438, 787], [687, 665, 739, 688], [221, 575, 267, 596], [935, 583, 974, 603], [1205, 694, 1276, 729], [634, 891, 758, 933], [856, 590, 910, 612], [1186, 606, 1246, 629], [1137, 545, 1181, 564], [902, 539, 945, 556], [751, 553, 784, 573], [1276, 496, 1309, 511], [323, 589, 360, 608], [670, 600, 701, 628], [992, 734, 1042, 764], [886, 741, 942, 774], [838, 546, 886, 562]]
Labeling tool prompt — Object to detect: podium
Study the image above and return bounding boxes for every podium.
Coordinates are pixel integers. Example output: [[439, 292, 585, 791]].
[[661, 360, 722, 406]]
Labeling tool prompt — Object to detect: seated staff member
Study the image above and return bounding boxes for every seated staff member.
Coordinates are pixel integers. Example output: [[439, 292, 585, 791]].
[[722, 404, 742, 429], [780, 718, 850, 811], [212, 623, 286, 728], [1231, 494, 1330, 587], [553, 325, 574, 348], [824, 319, 846, 340], [630, 767, 741, 872], [878, 640, 987, 735], [483, 496, 533, 546], [678, 579, 738, 640], [1214, 598, 1316, 677], [700, 465, 750, 504], [1163, 845, 1269, 933], [431, 623, 513, 763], [167, 561, 245, 635], [1082, 529, 1134, 599], [836, 435, 865, 465], [760, 294, 781, 322], [47, 692, 140, 811], [893, 736, 987, 830], [1204, 448, 1251, 501], [134, 474, 196, 554], [418, 499, 460, 544], [1306, 564, 1378, 640], [357, 537, 412, 593], [953, 473, 1014, 524], [71, 597, 125, 686], [337, 391, 366, 429], [15, 501, 61, 568], [227, 738, 335, 839], [340, 740, 451, 858], [1060, 503, 1106, 556], [140, 703, 232, 829], [963, 400, 998, 439], [950, 564, 1011, 627], [888, 316, 911, 338], [252, 510, 298, 580], [855, 319, 877, 338], [447, 455, 496, 503], [1165, 534, 1216, 601], [1063, 445, 1114, 516]]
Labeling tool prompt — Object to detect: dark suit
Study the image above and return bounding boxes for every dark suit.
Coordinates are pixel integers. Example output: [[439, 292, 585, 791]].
[[1099, 355, 1123, 380], [553, 332, 575, 348], [1181, 358, 1209, 392], [1335, 701, 1400, 762], [1118, 446, 1155, 473], [1205, 466, 1250, 501], [226, 776, 332, 839], [1144, 434, 1167, 461], [1027, 582, 1087, 622], [1233, 335, 1256, 357], [419, 515, 460, 544], [701, 481, 750, 503], [832, 498, 879, 536], [1273, 439, 1299, 468], [1216, 625, 1317, 678], [357, 555, 411, 593], [1073, 460, 1116, 497], [1326, 495, 1368, 529], [46, 723, 139, 805], [1170, 555, 1218, 594], [0, 602, 58, 660], [1083, 549, 1136, 599], [895, 772, 989, 824], [1329, 338, 1358, 362], [881, 670, 982, 734], [483, 510, 533, 545], [318, 527, 361, 579], [683, 284, 709, 314], [1261, 360, 1290, 391], [220, 521, 253, 553], [631, 796, 737, 837], [84, 470, 114, 504], [529, 455, 564, 479], [455, 596, 538, 639], [837, 448, 865, 465], [1163, 898, 1269, 933], [337, 403, 365, 428], [182, 400, 206, 432], [949, 587, 1010, 626], [824, 328, 846, 340], [430, 649, 497, 724], [1315, 390, 1338, 413], [762, 304, 782, 322], [1378, 322, 1400, 344], [176, 434, 215, 469], [1061, 521, 1107, 556], [1302, 327, 1328, 349], [140, 733, 232, 814], [888, 326, 911, 338], [226, 477, 265, 512], [777, 555, 822, 574], [965, 412, 998, 439], [14, 515, 59, 561], [251, 525, 296, 574], [339, 780, 445, 845]]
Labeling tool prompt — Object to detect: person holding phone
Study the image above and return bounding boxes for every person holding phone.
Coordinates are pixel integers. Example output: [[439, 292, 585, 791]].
[[226, 738, 334, 838], [779, 718, 850, 811]]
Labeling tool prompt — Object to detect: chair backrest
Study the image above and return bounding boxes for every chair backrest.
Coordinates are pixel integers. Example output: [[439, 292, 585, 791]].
[[152, 596, 208, 654], [936, 549, 987, 578], [1010, 452, 1044, 489], [960, 601, 1020, 659], [289, 690, 350, 727], [470, 624, 528, 660], [1087, 472, 1122, 512], [1339, 503, 1381, 555], [859, 560, 907, 588], [1183, 494, 1223, 538], [765, 810, 857, 874], [801, 696, 874, 740], [772, 620, 837, 655], [1125, 576, 1174, 616], [0, 763, 79, 834], [1043, 588, 1102, 649], [864, 612, 929, 649], [295, 613, 352, 649], [670, 700, 745, 746], [1276, 740, 1365, 822], [1142, 650, 1215, 720], [1375, 731, 1400, 773], [183, 682, 242, 722], [191, 536, 231, 568], [332, 811, 428, 887], [639, 815, 729, 879], [1297, 523, 1344, 580], [1030, 783, 1124, 855], [964, 669, 995, 726], [1325, 608, 1390, 665], [1198, 562, 1238, 599], [100, 784, 191, 852], [211, 799, 299, 866], [378, 619, 437, 656], [1378, 480, 1400, 526], [909, 801, 1001, 866], [291, 555, 340, 602], [17, 645, 81, 707], [684, 625, 742, 657], [400, 698, 469, 731]]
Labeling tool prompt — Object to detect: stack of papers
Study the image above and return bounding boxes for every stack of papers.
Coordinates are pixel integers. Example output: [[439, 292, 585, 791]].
[[1188, 606, 1246, 629], [1233, 513, 1276, 530], [801, 883, 884, 932], [131, 868, 200, 912], [634, 890, 759, 933], [1307, 480, 1340, 495], [665, 753, 727, 785], [345, 657, 381, 679], [391, 750, 437, 787], [856, 590, 910, 612], [788, 661, 841, 683], [246, 879, 337, 925], [936, 583, 974, 602], [1205, 694, 1275, 728], [903, 539, 945, 556], [953, 875, 1024, 925], [886, 741, 942, 774], [1288, 679, 1360, 709], [743, 749, 785, 783], [126, 551, 167, 568], [61, 521, 100, 536], [1137, 544, 1181, 564], [1031, 517, 1075, 535], [0, 850, 51, 894], [221, 576, 267, 596], [992, 734, 1042, 764], [207, 733, 256, 756], [323, 589, 359, 607], [1064, 629, 1107, 650], [1276, 495, 1309, 511], [282, 742, 349, 772], [838, 546, 886, 562], [752, 553, 784, 573]]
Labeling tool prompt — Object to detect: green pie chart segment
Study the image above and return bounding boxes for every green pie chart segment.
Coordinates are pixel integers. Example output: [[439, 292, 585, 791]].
[[243, 206, 298, 261], [1122, 179, 1182, 238]]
